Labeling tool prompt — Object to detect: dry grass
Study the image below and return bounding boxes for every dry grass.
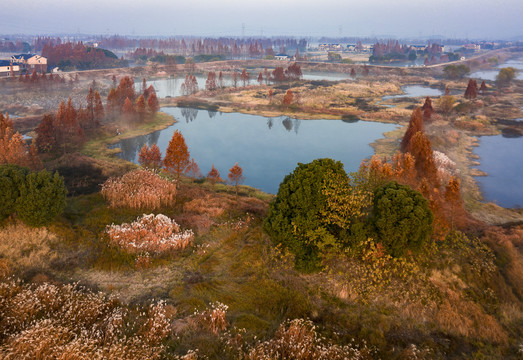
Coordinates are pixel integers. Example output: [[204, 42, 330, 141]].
[[101, 169, 177, 209], [0, 279, 171, 359], [247, 318, 373, 360], [0, 222, 58, 272]]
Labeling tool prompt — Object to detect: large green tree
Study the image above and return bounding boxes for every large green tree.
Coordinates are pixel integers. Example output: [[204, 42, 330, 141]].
[[15, 170, 67, 227], [264, 158, 349, 271], [496, 67, 517, 88], [370, 181, 433, 257], [0, 165, 29, 221]]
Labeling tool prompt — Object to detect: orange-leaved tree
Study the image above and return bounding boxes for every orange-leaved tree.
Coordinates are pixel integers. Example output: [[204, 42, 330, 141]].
[[163, 130, 190, 182], [283, 90, 293, 107], [207, 164, 223, 186], [228, 162, 245, 195], [400, 107, 424, 152], [138, 143, 162, 169]]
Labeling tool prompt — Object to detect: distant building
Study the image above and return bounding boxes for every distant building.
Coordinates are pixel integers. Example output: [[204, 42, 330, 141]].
[[318, 43, 342, 51], [463, 44, 481, 52], [275, 53, 290, 61], [11, 54, 47, 74], [0, 60, 20, 77]]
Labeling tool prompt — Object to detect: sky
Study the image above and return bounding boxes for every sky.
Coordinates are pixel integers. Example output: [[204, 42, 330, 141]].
[[2, 0, 522, 40]]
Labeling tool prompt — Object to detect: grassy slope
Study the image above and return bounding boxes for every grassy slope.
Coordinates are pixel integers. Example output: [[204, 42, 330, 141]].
[[2, 55, 523, 358]]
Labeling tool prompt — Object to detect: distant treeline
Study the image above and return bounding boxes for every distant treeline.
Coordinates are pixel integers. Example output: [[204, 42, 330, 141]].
[[41, 42, 128, 70]]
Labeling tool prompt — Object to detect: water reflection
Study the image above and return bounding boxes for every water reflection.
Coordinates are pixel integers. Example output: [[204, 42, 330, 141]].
[[282, 117, 293, 132], [112, 107, 397, 194], [180, 107, 198, 123]]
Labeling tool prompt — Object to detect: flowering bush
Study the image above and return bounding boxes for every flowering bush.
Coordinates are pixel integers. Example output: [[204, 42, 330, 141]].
[[101, 169, 176, 209], [195, 302, 228, 334], [106, 214, 194, 254], [247, 318, 373, 360]]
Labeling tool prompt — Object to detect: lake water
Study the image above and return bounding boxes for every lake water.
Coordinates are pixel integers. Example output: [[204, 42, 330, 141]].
[[469, 58, 523, 81], [381, 85, 443, 101], [111, 107, 398, 194], [473, 134, 523, 208], [149, 72, 349, 98]]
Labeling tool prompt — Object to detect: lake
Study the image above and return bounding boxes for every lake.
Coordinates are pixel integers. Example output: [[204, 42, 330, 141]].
[[381, 85, 443, 101], [111, 107, 398, 194], [149, 72, 349, 98], [473, 134, 523, 208], [469, 58, 523, 81]]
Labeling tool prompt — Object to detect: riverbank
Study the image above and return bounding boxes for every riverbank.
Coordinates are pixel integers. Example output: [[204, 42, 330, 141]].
[[82, 110, 175, 164]]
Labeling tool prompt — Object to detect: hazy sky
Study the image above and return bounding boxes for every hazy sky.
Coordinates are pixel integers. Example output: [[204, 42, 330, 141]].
[[2, 0, 522, 39]]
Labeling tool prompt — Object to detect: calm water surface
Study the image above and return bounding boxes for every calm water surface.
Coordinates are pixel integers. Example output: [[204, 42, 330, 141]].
[[473, 134, 523, 208], [111, 107, 398, 194], [149, 72, 349, 98], [469, 58, 523, 81], [381, 85, 443, 101]]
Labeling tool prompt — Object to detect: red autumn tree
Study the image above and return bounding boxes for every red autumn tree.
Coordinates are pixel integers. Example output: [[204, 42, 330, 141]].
[[107, 88, 118, 118], [464, 79, 477, 100], [94, 91, 104, 124], [163, 130, 190, 182], [268, 89, 274, 104], [228, 162, 245, 195], [240, 69, 250, 87], [122, 98, 135, 116], [283, 90, 293, 107], [147, 92, 160, 115], [205, 71, 217, 92], [135, 95, 147, 122], [286, 62, 302, 80], [115, 76, 136, 107], [350, 68, 356, 78], [400, 107, 424, 152], [272, 67, 285, 82], [0, 113, 33, 167], [407, 131, 439, 185], [207, 164, 223, 186], [35, 114, 56, 152], [257, 72, 263, 86], [138, 143, 162, 169], [421, 96, 434, 121]]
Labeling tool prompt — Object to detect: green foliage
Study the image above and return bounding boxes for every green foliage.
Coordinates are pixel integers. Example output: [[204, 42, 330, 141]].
[[0, 165, 29, 221], [443, 64, 470, 79], [264, 159, 348, 271], [496, 67, 518, 88], [370, 181, 433, 257], [193, 54, 226, 63], [327, 52, 342, 62], [15, 170, 67, 227]]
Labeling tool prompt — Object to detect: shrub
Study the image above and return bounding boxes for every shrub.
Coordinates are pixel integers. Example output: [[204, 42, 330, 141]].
[[370, 181, 433, 257], [101, 169, 176, 209], [106, 214, 194, 254], [264, 158, 348, 271], [15, 170, 67, 227], [0, 164, 29, 221]]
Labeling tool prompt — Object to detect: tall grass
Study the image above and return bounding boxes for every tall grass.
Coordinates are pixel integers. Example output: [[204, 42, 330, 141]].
[[101, 169, 176, 209]]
